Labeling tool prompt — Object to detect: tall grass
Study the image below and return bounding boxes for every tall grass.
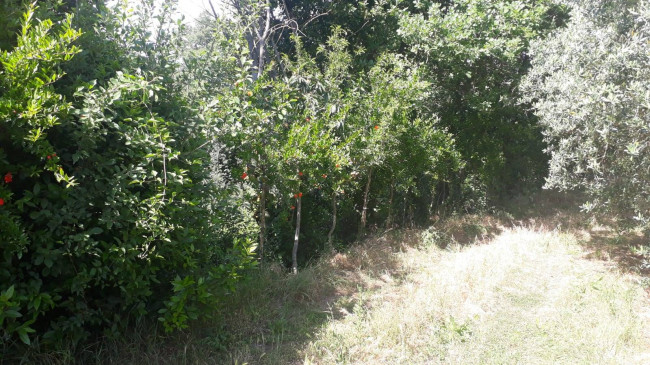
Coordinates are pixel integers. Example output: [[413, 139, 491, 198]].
[[303, 228, 647, 364], [26, 196, 650, 364]]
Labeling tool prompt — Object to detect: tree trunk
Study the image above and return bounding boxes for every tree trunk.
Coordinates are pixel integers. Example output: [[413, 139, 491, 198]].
[[327, 193, 337, 253], [402, 194, 407, 226], [258, 181, 267, 263], [257, 35, 266, 79], [358, 167, 373, 237], [386, 178, 394, 229], [245, 33, 258, 72], [253, 0, 271, 79], [223, 0, 271, 80], [291, 195, 302, 274]]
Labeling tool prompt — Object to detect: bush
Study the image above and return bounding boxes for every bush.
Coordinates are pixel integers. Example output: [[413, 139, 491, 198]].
[[522, 0, 650, 228], [0, 5, 255, 353], [420, 227, 452, 249]]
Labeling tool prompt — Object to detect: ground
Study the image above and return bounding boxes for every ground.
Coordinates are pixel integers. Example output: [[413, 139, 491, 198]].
[[96, 193, 650, 364]]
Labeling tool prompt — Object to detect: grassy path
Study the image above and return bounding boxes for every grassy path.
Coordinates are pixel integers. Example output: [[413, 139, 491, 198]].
[[99, 211, 650, 364], [212, 219, 649, 365], [301, 228, 648, 364]]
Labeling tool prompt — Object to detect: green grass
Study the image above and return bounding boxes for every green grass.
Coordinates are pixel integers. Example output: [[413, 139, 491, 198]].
[[299, 228, 648, 365], [185, 215, 646, 365], [33, 199, 650, 364]]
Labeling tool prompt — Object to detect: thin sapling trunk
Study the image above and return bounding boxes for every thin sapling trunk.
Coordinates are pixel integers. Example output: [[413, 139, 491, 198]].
[[291, 195, 302, 274], [358, 167, 372, 237], [386, 178, 394, 229], [327, 193, 337, 253], [258, 181, 267, 263]]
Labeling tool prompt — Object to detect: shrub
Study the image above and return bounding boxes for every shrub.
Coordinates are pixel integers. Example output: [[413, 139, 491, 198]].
[[0, 5, 255, 354], [522, 0, 650, 228]]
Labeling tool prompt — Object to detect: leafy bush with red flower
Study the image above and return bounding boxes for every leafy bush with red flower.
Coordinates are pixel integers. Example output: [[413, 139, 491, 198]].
[[0, 5, 256, 353]]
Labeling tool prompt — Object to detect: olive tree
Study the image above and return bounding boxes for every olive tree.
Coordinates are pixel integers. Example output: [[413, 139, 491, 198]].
[[522, 0, 650, 228]]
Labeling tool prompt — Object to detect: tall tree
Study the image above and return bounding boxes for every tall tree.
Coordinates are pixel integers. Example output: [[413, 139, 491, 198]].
[[522, 0, 650, 228], [399, 0, 569, 199]]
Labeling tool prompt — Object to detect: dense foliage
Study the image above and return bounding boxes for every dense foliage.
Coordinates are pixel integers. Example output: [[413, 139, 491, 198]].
[[399, 0, 569, 198], [2, 0, 646, 360], [522, 0, 650, 229], [0, 2, 256, 354]]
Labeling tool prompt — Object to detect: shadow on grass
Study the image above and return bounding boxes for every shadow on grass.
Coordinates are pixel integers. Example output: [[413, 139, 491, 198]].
[[432, 214, 505, 247], [499, 190, 590, 230], [159, 230, 424, 365], [59, 189, 648, 364], [580, 230, 650, 289], [503, 190, 649, 294], [428, 190, 590, 248]]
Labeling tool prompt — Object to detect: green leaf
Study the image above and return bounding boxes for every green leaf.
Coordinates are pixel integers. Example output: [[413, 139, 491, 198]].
[[5, 285, 14, 299], [5, 310, 22, 318], [18, 329, 30, 345], [88, 227, 103, 235]]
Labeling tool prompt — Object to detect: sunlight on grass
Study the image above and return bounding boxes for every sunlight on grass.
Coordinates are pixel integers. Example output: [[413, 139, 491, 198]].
[[95, 215, 648, 365], [82, 218, 649, 365], [300, 228, 648, 365]]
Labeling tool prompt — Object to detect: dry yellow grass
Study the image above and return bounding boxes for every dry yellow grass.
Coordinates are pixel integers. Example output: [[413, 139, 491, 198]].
[[206, 212, 649, 365], [76, 198, 650, 365], [303, 227, 649, 364]]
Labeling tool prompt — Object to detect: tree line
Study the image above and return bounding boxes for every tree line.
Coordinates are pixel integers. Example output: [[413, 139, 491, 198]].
[[0, 0, 647, 358]]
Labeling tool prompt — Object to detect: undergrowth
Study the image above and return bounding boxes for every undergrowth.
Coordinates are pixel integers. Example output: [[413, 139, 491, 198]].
[[19, 193, 650, 365]]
